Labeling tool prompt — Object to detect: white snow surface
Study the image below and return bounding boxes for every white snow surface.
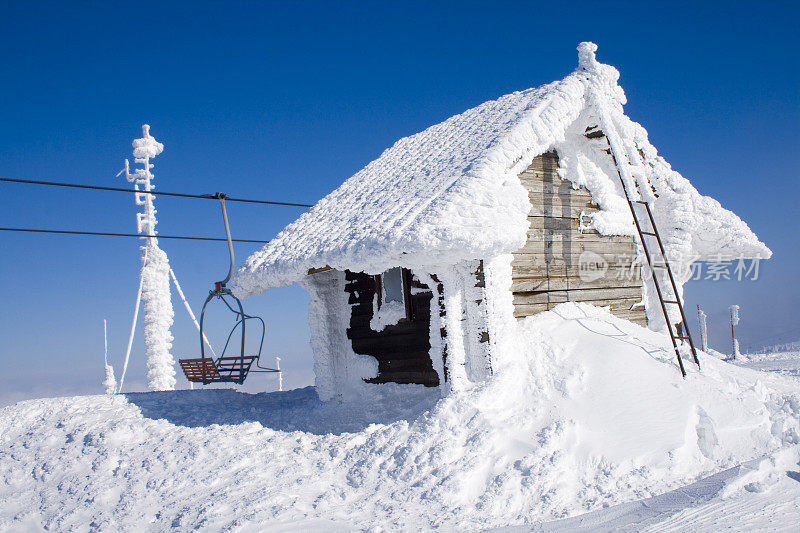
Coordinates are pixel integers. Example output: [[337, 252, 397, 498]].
[[501, 445, 800, 532], [2, 303, 798, 530], [233, 42, 770, 298], [736, 346, 800, 378]]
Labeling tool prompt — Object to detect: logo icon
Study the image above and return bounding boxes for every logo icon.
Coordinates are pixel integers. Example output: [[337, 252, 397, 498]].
[[579, 251, 608, 282]]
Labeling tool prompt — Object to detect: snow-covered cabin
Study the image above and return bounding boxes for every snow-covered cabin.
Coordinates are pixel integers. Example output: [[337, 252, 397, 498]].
[[233, 43, 770, 401]]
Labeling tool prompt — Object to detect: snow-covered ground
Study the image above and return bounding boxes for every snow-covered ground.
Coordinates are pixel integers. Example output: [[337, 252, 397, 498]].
[[2, 303, 798, 531], [506, 446, 800, 532], [736, 346, 800, 378]]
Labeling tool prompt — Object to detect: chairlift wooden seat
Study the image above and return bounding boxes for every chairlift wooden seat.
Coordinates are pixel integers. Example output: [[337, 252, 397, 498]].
[[179, 355, 258, 384]]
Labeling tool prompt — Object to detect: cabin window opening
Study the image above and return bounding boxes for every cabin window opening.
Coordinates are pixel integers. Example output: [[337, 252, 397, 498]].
[[371, 267, 412, 331], [381, 267, 405, 306]]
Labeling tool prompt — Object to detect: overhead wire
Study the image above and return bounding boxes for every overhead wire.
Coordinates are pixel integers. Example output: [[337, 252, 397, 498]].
[[0, 177, 315, 208], [0, 174, 316, 243], [0, 226, 270, 243]]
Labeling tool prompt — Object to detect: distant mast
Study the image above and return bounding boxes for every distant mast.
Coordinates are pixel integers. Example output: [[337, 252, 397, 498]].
[[121, 125, 176, 391], [696, 305, 708, 352], [729, 305, 740, 360]]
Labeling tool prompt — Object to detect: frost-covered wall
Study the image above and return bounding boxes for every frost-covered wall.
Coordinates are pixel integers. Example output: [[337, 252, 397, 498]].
[[455, 261, 493, 383], [423, 261, 493, 392], [300, 269, 378, 401], [483, 255, 522, 370], [415, 271, 447, 384]]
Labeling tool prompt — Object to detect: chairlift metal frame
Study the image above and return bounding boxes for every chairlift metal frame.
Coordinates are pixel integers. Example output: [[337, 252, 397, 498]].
[[178, 193, 280, 385]]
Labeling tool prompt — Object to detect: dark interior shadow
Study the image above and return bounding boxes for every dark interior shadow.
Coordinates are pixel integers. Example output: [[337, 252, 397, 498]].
[[124, 385, 440, 436]]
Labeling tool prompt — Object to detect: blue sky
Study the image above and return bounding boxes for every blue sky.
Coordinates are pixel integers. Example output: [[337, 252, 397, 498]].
[[1, 1, 797, 404]]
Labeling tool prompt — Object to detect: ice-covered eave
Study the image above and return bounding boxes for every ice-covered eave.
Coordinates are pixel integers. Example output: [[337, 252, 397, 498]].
[[232, 232, 524, 299]]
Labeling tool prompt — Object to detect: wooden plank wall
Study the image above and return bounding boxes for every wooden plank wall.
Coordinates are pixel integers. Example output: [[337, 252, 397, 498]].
[[511, 151, 647, 326], [344, 270, 440, 386]]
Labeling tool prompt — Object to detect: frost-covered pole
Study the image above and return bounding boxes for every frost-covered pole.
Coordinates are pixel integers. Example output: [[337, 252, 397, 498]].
[[120, 125, 176, 391], [729, 305, 740, 359], [102, 319, 117, 394], [697, 305, 708, 352], [116, 247, 147, 394], [276, 357, 282, 392], [168, 267, 217, 358]]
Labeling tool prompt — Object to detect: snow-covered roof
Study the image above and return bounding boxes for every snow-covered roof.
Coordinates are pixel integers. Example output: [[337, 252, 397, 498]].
[[233, 42, 770, 297]]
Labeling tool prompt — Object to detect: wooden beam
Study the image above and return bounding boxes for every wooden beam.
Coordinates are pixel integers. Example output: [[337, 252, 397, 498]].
[[511, 272, 642, 292], [512, 298, 645, 316], [512, 287, 643, 306], [513, 238, 636, 257], [527, 201, 599, 219], [524, 227, 633, 244], [520, 178, 594, 198]]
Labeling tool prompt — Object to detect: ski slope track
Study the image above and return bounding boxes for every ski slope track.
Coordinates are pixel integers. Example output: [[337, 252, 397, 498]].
[[1, 304, 798, 530]]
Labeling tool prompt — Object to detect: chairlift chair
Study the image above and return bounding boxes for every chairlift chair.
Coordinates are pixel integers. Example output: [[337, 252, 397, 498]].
[[178, 193, 280, 385]]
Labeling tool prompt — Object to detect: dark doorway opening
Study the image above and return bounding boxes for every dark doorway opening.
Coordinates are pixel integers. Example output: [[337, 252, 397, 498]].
[[344, 269, 439, 386]]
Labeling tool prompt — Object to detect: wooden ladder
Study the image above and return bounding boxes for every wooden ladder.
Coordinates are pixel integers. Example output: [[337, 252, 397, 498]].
[[605, 139, 701, 377]]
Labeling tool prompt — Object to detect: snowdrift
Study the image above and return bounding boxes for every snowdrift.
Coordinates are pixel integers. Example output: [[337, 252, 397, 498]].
[[2, 303, 798, 530]]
